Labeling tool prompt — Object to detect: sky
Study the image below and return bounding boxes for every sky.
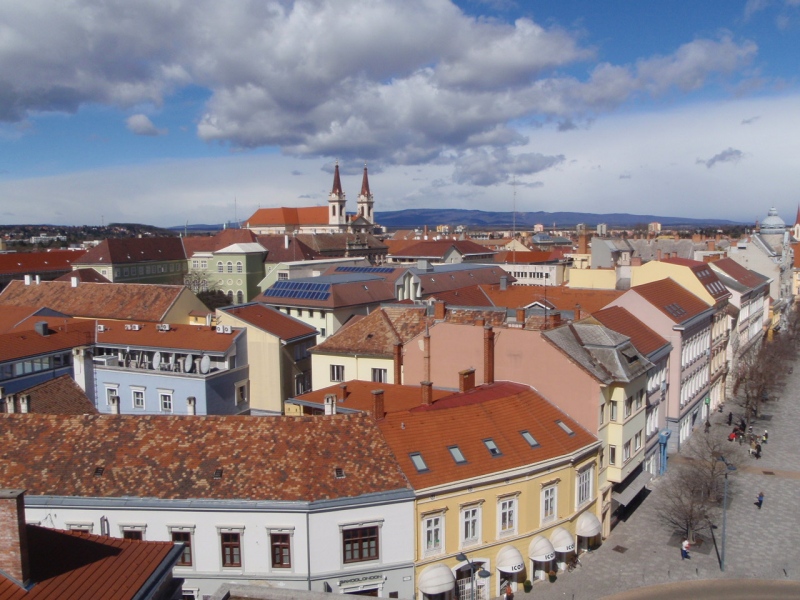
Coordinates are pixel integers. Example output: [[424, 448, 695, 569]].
[[0, 0, 799, 228]]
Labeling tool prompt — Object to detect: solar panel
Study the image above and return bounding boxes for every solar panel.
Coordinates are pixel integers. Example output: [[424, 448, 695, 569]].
[[335, 266, 394, 274], [264, 280, 331, 301]]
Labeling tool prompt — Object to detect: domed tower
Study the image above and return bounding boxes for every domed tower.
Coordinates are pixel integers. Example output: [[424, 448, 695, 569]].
[[760, 207, 786, 235], [328, 161, 347, 228], [357, 163, 374, 225], [792, 204, 800, 241]]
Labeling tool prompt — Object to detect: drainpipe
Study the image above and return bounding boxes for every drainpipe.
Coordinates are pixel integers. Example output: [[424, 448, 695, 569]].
[[658, 429, 671, 475]]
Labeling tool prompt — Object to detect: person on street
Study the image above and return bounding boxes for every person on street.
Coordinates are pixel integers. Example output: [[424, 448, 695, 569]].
[[755, 491, 765, 509], [728, 411, 733, 426], [755, 443, 762, 459], [763, 429, 769, 444], [681, 538, 691, 559], [704, 420, 711, 434]]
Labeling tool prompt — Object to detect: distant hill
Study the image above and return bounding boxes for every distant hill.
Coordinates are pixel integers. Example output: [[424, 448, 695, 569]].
[[373, 209, 741, 229]]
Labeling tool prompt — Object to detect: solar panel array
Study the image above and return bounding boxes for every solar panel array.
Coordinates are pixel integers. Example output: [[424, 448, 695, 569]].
[[266, 280, 331, 301], [335, 266, 395, 274]]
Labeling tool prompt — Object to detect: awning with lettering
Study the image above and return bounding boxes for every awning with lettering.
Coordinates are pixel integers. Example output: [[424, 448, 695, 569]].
[[575, 511, 602, 538], [549, 526, 575, 553], [495, 545, 525, 574], [611, 470, 653, 507], [528, 535, 556, 562], [418, 563, 456, 595]]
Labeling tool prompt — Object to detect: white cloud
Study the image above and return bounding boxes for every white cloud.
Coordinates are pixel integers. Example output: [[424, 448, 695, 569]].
[[126, 114, 167, 136]]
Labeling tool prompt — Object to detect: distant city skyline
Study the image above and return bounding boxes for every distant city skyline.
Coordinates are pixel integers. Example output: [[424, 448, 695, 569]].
[[1, 0, 799, 227]]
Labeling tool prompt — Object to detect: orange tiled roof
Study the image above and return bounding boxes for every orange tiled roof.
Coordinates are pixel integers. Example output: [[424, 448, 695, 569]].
[[0, 525, 178, 600], [246, 206, 330, 228], [182, 229, 260, 256], [312, 306, 430, 355], [631, 278, 711, 323], [493, 250, 556, 263], [73, 237, 185, 265], [0, 320, 95, 363], [712, 257, 771, 290], [5, 375, 98, 415], [0, 306, 59, 334], [221, 303, 316, 341], [0, 249, 87, 276], [295, 380, 453, 413], [94, 319, 242, 352], [592, 306, 669, 356], [0, 413, 410, 501], [390, 239, 495, 259], [480, 283, 623, 313], [662, 257, 731, 303], [55, 268, 110, 283], [428, 285, 494, 307], [0, 280, 189, 322]]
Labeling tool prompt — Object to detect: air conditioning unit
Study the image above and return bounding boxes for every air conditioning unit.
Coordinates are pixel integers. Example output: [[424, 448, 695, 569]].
[[96, 324, 106, 333], [223, 325, 232, 334], [215, 325, 224, 333], [124, 324, 132, 331], [131, 324, 141, 331], [108, 394, 119, 403], [156, 324, 170, 332], [94, 356, 119, 367]]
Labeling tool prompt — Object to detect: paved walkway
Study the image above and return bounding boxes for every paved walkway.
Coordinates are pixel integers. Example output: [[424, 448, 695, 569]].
[[514, 360, 800, 600]]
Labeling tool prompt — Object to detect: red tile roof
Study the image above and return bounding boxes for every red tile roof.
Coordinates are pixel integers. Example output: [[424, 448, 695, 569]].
[[0, 321, 95, 363], [480, 283, 623, 314], [0, 413, 410, 502], [246, 207, 330, 228], [0, 280, 192, 322], [182, 229, 260, 256], [256, 235, 319, 262], [631, 278, 711, 323], [662, 257, 731, 303], [55, 268, 110, 283], [390, 239, 495, 259], [0, 525, 178, 600], [711, 257, 771, 290], [94, 319, 242, 352], [296, 380, 453, 413], [0, 250, 87, 276], [493, 250, 556, 264], [74, 237, 185, 265], [428, 285, 494, 307], [220, 303, 316, 341], [0, 307, 56, 334], [592, 306, 669, 356], [4, 375, 97, 415]]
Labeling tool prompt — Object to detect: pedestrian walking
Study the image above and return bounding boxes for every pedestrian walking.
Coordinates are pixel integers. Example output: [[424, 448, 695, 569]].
[[755, 491, 765, 509], [727, 411, 733, 426], [504, 584, 514, 600], [681, 538, 691, 559], [704, 420, 711, 434], [763, 429, 768, 444], [755, 443, 762, 459]]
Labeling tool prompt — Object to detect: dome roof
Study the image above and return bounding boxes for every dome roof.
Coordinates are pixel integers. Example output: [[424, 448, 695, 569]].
[[761, 207, 785, 233]]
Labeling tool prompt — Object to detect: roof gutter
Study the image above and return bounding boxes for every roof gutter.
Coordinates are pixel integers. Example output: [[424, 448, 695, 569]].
[[132, 543, 184, 600]]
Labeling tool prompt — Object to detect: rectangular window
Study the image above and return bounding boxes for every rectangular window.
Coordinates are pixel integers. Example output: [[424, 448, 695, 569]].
[[610, 401, 618, 421], [542, 486, 557, 523], [172, 531, 193, 566], [424, 516, 442, 555], [499, 499, 516, 535], [623, 441, 631, 462], [599, 404, 604, 425], [221, 533, 241, 567], [635, 390, 644, 410], [270, 534, 291, 568], [371, 368, 387, 383], [634, 430, 642, 451], [342, 527, 379, 563], [483, 439, 501, 456], [410, 452, 428, 472], [278, 272, 288, 280], [192, 260, 200, 269], [577, 467, 593, 506], [624, 398, 633, 418], [609, 445, 617, 466], [449, 445, 467, 464], [520, 430, 539, 448], [235, 382, 248, 405], [132, 389, 145, 410], [461, 507, 480, 544], [160, 392, 173, 413], [330, 364, 344, 382], [123, 530, 143, 540]]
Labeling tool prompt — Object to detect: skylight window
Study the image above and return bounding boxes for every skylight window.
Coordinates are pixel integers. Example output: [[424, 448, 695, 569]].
[[449, 446, 467, 464], [213, 468, 223, 480], [410, 452, 429, 472], [521, 430, 539, 448], [555, 420, 575, 436], [334, 467, 345, 479], [483, 439, 502, 457]]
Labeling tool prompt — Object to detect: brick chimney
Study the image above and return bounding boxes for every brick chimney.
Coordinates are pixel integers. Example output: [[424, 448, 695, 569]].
[[574, 304, 583, 321], [707, 239, 716, 251], [516, 308, 525, 323], [423, 329, 431, 383], [421, 381, 433, 406], [0, 490, 30, 587], [484, 325, 495, 385], [338, 384, 348, 402], [372, 390, 385, 420], [434, 301, 446, 320], [459, 368, 476, 393], [578, 233, 588, 254], [475, 318, 485, 327], [393, 343, 403, 385], [656, 248, 662, 261]]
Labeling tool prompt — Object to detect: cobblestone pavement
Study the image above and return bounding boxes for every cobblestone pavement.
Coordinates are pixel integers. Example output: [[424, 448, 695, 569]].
[[513, 363, 800, 600]]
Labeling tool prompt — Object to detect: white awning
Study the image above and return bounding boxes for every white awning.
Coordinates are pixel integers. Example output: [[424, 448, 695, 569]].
[[612, 470, 653, 507], [418, 563, 456, 595], [549, 526, 575, 553], [528, 535, 556, 562], [495, 545, 525, 574], [575, 511, 602, 537]]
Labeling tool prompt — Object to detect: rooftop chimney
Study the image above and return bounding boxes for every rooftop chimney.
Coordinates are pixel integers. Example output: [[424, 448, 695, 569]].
[[19, 396, 28, 414], [516, 308, 525, 323], [434, 301, 446, 320], [34, 321, 49, 337], [71, 276, 78, 288], [484, 325, 495, 385], [574, 304, 583, 321], [500, 275, 508, 291], [324, 393, 337, 415], [0, 490, 30, 587], [578, 233, 588, 254], [707, 240, 716, 251], [24, 275, 31, 286], [372, 389, 385, 420], [34, 275, 40, 285], [5, 396, 14, 414], [109, 395, 120, 415], [393, 343, 403, 385], [459, 368, 476, 393], [338, 384, 348, 402], [423, 329, 431, 383], [187, 396, 196, 416], [656, 248, 662, 261], [421, 381, 433, 406]]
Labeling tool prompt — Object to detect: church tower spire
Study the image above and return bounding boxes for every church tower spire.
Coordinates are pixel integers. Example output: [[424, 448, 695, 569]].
[[357, 162, 374, 225], [328, 161, 347, 228]]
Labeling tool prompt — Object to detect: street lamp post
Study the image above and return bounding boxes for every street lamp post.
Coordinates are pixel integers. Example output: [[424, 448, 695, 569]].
[[716, 455, 737, 572], [456, 552, 491, 600]]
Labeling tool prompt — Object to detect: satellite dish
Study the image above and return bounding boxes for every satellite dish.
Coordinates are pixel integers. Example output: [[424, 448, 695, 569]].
[[152, 351, 161, 370], [183, 354, 194, 373], [200, 355, 210, 374]]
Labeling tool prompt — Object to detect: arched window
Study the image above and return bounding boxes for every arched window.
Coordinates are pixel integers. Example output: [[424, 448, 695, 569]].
[[236, 261, 243, 273], [227, 262, 233, 273], [226, 290, 234, 303], [236, 291, 244, 304], [217, 262, 223, 273]]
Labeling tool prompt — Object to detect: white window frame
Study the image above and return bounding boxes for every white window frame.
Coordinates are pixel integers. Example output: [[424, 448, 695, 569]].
[[498, 496, 517, 537], [422, 513, 444, 557], [119, 523, 147, 540], [330, 364, 345, 383], [168, 525, 196, 570], [158, 389, 174, 413], [576, 466, 593, 508], [131, 387, 145, 410], [542, 485, 557, 524], [460, 504, 481, 547], [105, 385, 119, 406], [371, 368, 388, 383]]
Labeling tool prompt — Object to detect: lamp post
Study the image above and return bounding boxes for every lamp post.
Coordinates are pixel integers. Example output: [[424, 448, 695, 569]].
[[716, 455, 737, 572], [456, 552, 491, 600]]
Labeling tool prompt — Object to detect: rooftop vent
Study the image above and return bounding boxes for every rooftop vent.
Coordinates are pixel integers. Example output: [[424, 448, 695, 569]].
[[213, 468, 223, 480], [94, 467, 104, 477], [334, 467, 345, 479]]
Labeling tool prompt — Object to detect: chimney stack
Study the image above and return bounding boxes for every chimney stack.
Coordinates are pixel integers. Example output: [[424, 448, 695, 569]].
[[324, 394, 337, 415], [372, 390, 385, 420], [423, 329, 431, 383], [516, 308, 525, 323], [24, 275, 31, 286], [187, 396, 196, 416], [34, 275, 40, 285], [459, 368, 476, 393], [578, 233, 588, 254], [421, 381, 433, 406], [656, 248, 662, 261], [574, 304, 583, 321], [71, 276, 78, 288], [707, 239, 716, 251], [393, 343, 403, 385], [434, 301, 446, 320], [0, 490, 30, 587], [500, 275, 508, 291], [484, 325, 494, 385], [19, 396, 28, 414], [338, 384, 348, 402], [109, 395, 120, 415], [5, 396, 14, 414]]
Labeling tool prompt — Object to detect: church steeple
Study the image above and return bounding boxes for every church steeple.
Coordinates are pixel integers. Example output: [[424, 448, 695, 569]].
[[357, 162, 374, 225], [328, 161, 347, 227], [793, 204, 800, 241]]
